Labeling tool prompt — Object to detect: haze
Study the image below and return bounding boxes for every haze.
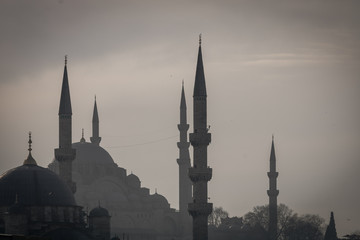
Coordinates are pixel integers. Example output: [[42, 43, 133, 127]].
[[0, 0, 359, 236]]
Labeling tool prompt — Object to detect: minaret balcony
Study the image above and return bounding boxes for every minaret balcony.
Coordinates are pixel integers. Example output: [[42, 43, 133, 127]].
[[177, 142, 190, 149], [178, 124, 189, 131], [267, 172, 279, 178], [188, 202, 213, 217], [189, 132, 211, 147], [55, 148, 76, 162], [177, 157, 190, 165], [267, 190, 279, 197], [188, 167, 212, 182]]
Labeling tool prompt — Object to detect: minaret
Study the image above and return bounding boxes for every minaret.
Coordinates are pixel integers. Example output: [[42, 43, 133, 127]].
[[267, 136, 279, 240], [90, 96, 101, 145], [324, 212, 338, 240], [177, 82, 192, 234], [188, 35, 213, 240], [54, 56, 76, 193]]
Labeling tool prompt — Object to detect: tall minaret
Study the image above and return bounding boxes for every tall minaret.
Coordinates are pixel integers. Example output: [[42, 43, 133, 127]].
[[267, 136, 279, 240], [188, 35, 213, 240], [177, 82, 192, 234], [90, 96, 101, 145], [54, 56, 76, 193]]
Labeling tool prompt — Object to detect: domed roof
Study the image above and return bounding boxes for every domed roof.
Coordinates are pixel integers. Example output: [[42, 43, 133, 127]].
[[89, 206, 110, 217], [72, 141, 115, 166], [146, 192, 169, 209], [0, 164, 76, 207], [127, 173, 141, 188]]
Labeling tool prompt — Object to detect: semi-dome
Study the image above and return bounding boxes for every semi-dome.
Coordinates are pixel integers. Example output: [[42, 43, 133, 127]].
[[89, 206, 110, 217], [72, 141, 115, 166], [0, 164, 76, 207]]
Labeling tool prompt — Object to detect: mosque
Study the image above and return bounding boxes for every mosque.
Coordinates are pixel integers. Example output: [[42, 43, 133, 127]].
[[0, 39, 203, 239]]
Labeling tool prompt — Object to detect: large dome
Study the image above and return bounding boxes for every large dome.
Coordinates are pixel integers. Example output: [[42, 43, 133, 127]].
[[0, 164, 76, 206], [72, 141, 115, 166]]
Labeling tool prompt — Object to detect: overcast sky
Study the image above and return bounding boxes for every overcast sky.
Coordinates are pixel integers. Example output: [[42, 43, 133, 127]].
[[0, 0, 359, 236]]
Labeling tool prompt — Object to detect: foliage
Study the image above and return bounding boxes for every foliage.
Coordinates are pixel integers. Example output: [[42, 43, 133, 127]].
[[241, 204, 324, 240], [208, 206, 229, 227], [243, 203, 294, 236], [283, 214, 324, 240]]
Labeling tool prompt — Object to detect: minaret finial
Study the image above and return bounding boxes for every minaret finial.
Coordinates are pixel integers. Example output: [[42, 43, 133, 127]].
[[24, 131, 37, 165], [182, 79, 184, 87], [272, 134, 274, 141], [80, 128, 86, 143], [65, 55, 68, 66], [28, 131, 32, 153], [199, 34, 202, 46]]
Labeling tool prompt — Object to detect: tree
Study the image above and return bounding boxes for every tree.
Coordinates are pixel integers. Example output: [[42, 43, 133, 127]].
[[208, 206, 229, 227], [242, 204, 324, 240], [243, 203, 294, 236], [284, 214, 324, 240]]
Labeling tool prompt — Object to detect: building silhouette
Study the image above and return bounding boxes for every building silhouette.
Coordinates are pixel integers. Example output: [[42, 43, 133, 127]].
[[267, 136, 279, 240], [188, 35, 213, 240], [0, 59, 111, 240], [49, 59, 190, 240]]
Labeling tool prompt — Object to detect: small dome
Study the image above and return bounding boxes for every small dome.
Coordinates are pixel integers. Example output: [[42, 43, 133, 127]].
[[0, 164, 76, 206], [89, 206, 110, 217], [147, 192, 169, 209], [127, 173, 140, 188]]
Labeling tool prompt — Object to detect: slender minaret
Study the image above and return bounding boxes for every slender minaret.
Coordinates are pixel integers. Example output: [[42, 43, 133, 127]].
[[90, 96, 101, 145], [188, 35, 213, 240], [267, 136, 279, 240], [54, 56, 76, 193], [177, 82, 192, 234]]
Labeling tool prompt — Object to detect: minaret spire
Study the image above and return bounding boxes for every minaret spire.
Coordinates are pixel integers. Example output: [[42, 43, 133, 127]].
[[90, 96, 101, 145], [267, 136, 279, 240], [59, 55, 72, 115], [188, 37, 213, 240], [55, 56, 76, 193], [177, 82, 192, 236], [193, 34, 207, 97]]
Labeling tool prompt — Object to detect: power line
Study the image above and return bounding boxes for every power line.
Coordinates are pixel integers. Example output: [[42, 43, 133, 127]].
[[105, 135, 179, 148]]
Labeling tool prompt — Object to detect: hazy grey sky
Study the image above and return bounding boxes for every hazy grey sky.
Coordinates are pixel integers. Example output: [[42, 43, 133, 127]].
[[0, 0, 359, 235]]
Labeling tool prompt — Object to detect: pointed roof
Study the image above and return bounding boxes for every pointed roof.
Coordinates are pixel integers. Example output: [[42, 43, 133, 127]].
[[59, 56, 72, 115], [270, 135, 276, 162], [23, 132, 37, 165], [324, 212, 338, 240], [193, 35, 207, 97], [93, 96, 99, 123], [180, 81, 187, 109]]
